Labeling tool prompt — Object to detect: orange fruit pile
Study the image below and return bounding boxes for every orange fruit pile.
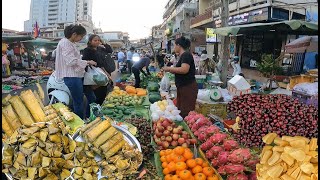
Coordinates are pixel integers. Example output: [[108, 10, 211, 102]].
[[160, 146, 219, 180]]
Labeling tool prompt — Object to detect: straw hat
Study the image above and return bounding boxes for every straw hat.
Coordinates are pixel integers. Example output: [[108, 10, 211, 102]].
[[200, 54, 208, 61]]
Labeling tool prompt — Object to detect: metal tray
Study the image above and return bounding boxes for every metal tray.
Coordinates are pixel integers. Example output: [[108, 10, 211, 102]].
[[72, 123, 142, 179], [2, 136, 74, 180]]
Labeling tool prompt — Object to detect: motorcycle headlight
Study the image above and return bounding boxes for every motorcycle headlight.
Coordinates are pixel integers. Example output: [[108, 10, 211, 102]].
[[133, 57, 140, 62]]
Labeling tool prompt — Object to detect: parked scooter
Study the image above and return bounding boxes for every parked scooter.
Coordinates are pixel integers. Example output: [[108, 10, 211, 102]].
[[46, 71, 72, 105]]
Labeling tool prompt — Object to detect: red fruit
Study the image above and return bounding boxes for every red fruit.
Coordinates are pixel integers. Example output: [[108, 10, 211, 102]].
[[155, 129, 162, 137], [167, 126, 173, 132], [162, 120, 171, 128], [156, 141, 162, 146], [178, 138, 185, 145], [181, 143, 188, 148], [244, 157, 260, 171], [205, 125, 220, 134], [160, 136, 166, 141], [166, 136, 173, 142], [182, 133, 189, 139], [154, 138, 161, 143], [172, 134, 179, 140], [162, 141, 170, 148], [163, 130, 170, 136], [224, 164, 246, 174], [172, 128, 180, 134], [177, 125, 184, 131], [200, 141, 213, 151], [209, 146, 223, 156], [217, 151, 229, 166], [189, 139, 197, 144], [228, 148, 252, 163], [211, 158, 219, 167], [157, 126, 165, 132], [248, 172, 257, 180], [171, 141, 178, 147], [198, 132, 207, 141], [217, 166, 226, 175], [223, 139, 239, 151], [209, 133, 227, 144], [227, 173, 248, 180]]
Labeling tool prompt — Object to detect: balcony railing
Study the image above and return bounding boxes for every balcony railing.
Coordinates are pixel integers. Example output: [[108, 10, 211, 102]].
[[191, 10, 212, 26]]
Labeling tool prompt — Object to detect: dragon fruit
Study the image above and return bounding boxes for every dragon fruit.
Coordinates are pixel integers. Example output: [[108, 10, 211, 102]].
[[188, 111, 197, 115], [223, 139, 239, 151], [224, 164, 246, 174], [244, 157, 260, 171], [248, 172, 257, 180], [205, 125, 220, 135], [198, 132, 207, 141], [206, 150, 215, 159], [227, 173, 248, 180], [228, 148, 252, 163], [211, 158, 219, 167], [209, 146, 223, 157], [217, 151, 229, 166], [217, 166, 227, 175], [200, 141, 213, 151], [209, 133, 228, 144]]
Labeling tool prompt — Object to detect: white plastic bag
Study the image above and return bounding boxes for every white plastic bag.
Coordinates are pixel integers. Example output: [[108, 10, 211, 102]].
[[84, 66, 109, 86], [160, 73, 171, 91]]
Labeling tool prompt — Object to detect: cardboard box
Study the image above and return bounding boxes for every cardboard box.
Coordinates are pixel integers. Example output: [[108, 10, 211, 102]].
[[227, 75, 251, 96]]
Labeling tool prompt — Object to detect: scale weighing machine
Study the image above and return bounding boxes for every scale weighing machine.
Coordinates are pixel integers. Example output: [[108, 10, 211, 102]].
[[206, 80, 224, 102]]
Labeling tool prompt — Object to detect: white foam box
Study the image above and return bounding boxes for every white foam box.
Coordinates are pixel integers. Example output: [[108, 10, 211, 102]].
[[227, 75, 252, 96]]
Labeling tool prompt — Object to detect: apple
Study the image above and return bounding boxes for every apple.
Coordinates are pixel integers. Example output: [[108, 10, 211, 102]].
[[167, 126, 173, 132], [157, 126, 165, 132], [163, 141, 170, 148], [156, 141, 163, 146], [186, 139, 190, 145], [171, 141, 178, 147], [163, 130, 170, 136], [182, 131, 188, 135], [172, 134, 179, 140], [182, 133, 189, 139], [190, 139, 197, 144], [181, 143, 188, 148], [160, 136, 166, 141], [155, 129, 162, 137], [178, 138, 185, 145], [172, 128, 181, 134], [166, 136, 173, 142], [153, 135, 158, 140], [177, 125, 184, 131], [162, 120, 171, 128]]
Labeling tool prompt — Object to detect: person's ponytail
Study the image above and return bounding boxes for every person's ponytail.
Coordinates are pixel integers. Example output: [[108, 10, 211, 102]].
[[64, 24, 86, 38]]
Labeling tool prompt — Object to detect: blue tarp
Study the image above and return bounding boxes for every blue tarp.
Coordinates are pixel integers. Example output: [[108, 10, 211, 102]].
[[303, 52, 317, 71]]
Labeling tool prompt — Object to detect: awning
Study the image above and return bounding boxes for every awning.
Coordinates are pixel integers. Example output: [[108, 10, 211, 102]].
[[21, 38, 58, 51], [212, 20, 318, 36], [2, 35, 34, 43], [285, 36, 318, 53]]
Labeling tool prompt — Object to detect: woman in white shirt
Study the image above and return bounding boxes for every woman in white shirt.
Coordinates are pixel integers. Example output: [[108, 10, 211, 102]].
[[55, 24, 97, 119], [232, 56, 242, 76]]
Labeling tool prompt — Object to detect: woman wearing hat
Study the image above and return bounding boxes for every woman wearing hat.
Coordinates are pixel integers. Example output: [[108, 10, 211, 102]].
[[199, 53, 215, 75], [231, 56, 242, 76]]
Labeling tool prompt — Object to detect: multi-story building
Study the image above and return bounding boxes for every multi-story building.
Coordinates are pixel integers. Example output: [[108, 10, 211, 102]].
[[24, 0, 93, 33], [97, 31, 126, 50], [162, 0, 205, 53], [190, 0, 317, 67]]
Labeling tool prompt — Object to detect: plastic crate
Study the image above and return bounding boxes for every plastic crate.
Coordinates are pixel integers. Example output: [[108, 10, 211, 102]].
[[289, 75, 316, 90], [292, 90, 318, 107], [195, 100, 227, 119]]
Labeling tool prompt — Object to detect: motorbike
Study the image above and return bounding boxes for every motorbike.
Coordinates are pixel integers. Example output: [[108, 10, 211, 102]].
[[46, 71, 72, 105]]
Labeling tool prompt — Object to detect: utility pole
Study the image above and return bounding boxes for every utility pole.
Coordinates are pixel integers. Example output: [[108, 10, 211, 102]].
[[220, 0, 230, 88]]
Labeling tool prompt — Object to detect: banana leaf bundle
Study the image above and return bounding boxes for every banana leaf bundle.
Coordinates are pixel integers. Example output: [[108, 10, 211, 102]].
[[85, 119, 111, 142], [104, 140, 126, 159], [8, 95, 35, 126], [2, 114, 14, 137], [20, 89, 46, 122], [100, 133, 124, 152], [2, 104, 22, 131], [92, 126, 118, 148]]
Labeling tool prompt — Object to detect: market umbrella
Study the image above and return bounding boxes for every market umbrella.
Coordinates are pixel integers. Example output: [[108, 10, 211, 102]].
[[2, 35, 34, 43], [285, 36, 318, 53], [21, 38, 58, 51]]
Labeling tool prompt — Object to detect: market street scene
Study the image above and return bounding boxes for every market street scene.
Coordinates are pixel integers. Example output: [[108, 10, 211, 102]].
[[1, 0, 318, 179]]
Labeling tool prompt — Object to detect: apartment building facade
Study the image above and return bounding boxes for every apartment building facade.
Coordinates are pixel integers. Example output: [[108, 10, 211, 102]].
[[24, 0, 93, 34]]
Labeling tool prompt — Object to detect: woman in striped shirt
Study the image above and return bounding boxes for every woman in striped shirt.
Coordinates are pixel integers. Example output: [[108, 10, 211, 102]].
[[55, 24, 97, 119]]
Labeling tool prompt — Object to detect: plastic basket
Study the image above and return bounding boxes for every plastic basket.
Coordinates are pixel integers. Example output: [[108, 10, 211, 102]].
[[292, 90, 318, 107], [289, 75, 315, 90]]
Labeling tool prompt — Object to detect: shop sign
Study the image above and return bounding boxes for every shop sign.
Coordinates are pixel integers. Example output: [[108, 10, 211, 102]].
[[215, 7, 269, 26], [206, 28, 217, 43]]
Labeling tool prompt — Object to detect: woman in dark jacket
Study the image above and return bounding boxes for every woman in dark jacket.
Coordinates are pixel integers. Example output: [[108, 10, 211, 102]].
[[82, 35, 116, 105]]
